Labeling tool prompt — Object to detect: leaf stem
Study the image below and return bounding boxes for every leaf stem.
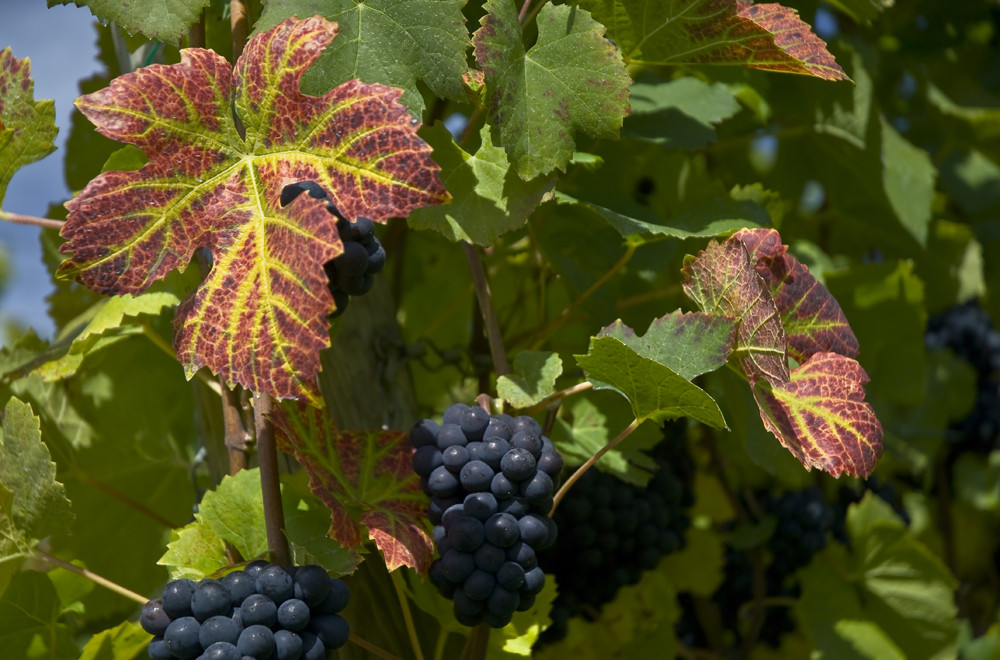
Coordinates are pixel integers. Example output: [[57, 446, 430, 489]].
[[550, 417, 641, 514], [462, 242, 509, 377], [38, 550, 148, 605], [139, 322, 222, 395], [458, 624, 490, 660], [348, 633, 404, 660], [252, 392, 289, 565], [526, 381, 593, 416], [522, 0, 548, 27], [528, 241, 637, 350], [389, 570, 426, 660], [0, 210, 64, 230], [433, 629, 449, 660]]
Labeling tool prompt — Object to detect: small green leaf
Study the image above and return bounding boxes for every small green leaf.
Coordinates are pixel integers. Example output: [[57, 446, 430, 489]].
[[881, 117, 935, 247], [575, 336, 728, 429], [497, 351, 563, 409], [555, 192, 767, 240], [158, 519, 228, 580], [198, 469, 270, 564], [473, 1, 631, 179], [78, 620, 149, 660], [46, 0, 209, 43], [0, 571, 77, 660], [625, 78, 742, 148], [0, 397, 73, 539], [599, 311, 736, 382], [408, 124, 556, 245], [0, 48, 57, 206], [284, 494, 362, 576]]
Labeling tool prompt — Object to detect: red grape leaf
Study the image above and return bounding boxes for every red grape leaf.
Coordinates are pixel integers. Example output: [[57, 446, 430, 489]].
[[581, 0, 849, 81], [734, 228, 859, 363], [57, 16, 449, 403], [681, 235, 789, 387], [752, 352, 883, 478], [271, 403, 434, 573]]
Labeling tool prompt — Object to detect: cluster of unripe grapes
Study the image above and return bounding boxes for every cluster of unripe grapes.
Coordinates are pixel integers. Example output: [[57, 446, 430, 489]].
[[411, 403, 563, 627], [140, 561, 348, 660]]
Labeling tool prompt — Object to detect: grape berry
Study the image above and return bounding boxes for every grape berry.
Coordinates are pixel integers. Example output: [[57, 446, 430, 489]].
[[280, 181, 386, 318], [412, 403, 563, 628], [141, 561, 349, 660]]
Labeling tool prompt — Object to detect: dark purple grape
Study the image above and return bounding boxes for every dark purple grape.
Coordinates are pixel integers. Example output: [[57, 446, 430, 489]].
[[273, 630, 303, 660], [496, 561, 526, 590], [309, 614, 349, 650], [162, 579, 196, 619], [163, 616, 201, 659], [442, 403, 470, 426], [240, 594, 277, 628], [484, 513, 520, 548], [500, 448, 536, 482], [410, 419, 440, 448], [277, 598, 311, 632], [300, 632, 326, 660], [463, 569, 496, 601], [237, 624, 275, 659], [315, 578, 350, 614], [292, 566, 331, 607], [140, 598, 171, 636], [191, 581, 233, 621], [201, 641, 241, 660], [221, 571, 256, 607], [459, 460, 494, 492], [147, 637, 171, 660], [199, 615, 242, 648]]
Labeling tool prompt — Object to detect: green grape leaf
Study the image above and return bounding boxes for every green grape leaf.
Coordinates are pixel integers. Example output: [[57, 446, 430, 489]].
[[57, 16, 449, 404], [625, 77, 742, 148], [535, 567, 679, 660], [555, 192, 767, 240], [0, 397, 73, 540], [78, 621, 149, 660], [580, 0, 849, 81], [0, 484, 32, 598], [284, 496, 362, 576], [797, 494, 959, 659], [0, 571, 77, 660], [159, 519, 228, 580], [256, 0, 470, 117], [735, 228, 859, 363], [473, 1, 631, 180], [575, 336, 728, 429], [46, 0, 209, 43], [881, 117, 934, 247], [487, 577, 558, 657], [682, 235, 789, 387], [497, 350, 563, 409], [599, 311, 736, 382], [753, 352, 883, 478], [272, 403, 434, 572], [408, 124, 557, 244], [0, 48, 57, 206]]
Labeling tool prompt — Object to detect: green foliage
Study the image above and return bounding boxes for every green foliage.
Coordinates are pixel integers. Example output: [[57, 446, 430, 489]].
[[47, 0, 209, 44], [497, 350, 562, 409], [0, 48, 57, 205]]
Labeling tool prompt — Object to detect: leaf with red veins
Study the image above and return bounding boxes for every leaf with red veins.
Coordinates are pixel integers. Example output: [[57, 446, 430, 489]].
[[753, 352, 883, 478], [272, 403, 435, 573], [682, 236, 788, 387], [56, 16, 448, 403], [0, 48, 57, 205], [580, 0, 849, 81], [734, 228, 859, 363]]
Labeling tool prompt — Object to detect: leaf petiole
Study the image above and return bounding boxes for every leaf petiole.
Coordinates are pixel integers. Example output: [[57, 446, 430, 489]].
[[550, 416, 641, 514]]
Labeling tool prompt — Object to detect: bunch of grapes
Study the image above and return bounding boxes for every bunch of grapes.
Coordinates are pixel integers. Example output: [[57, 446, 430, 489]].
[[537, 420, 694, 644], [925, 300, 1000, 453], [411, 403, 564, 628], [280, 181, 387, 317], [141, 561, 349, 660]]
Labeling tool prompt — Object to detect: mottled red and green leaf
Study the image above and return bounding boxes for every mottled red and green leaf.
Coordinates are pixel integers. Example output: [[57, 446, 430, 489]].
[[735, 228, 859, 363], [57, 17, 449, 403], [753, 352, 882, 478], [0, 48, 57, 205], [272, 403, 434, 573]]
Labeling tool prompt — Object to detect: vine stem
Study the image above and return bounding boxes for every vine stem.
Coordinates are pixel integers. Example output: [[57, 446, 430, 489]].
[[526, 381, 592, 416], [389, 570, 426, 660], [38, 551, 147, 605], [550, 417, 640, 514], [462, 242, 509, 377], [252, 391, 289, 565], [221, 381, 249, 475], [348, 634, 404, 660], [0, 210, 64, 230]]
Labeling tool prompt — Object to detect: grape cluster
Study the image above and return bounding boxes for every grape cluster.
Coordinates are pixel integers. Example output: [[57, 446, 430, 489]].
[[280, 181, 387, 318], [141, 561, 349, 660], [411, 403, 563, 628], [925, 301, 1000, 453], [537, 420, 694, 644]]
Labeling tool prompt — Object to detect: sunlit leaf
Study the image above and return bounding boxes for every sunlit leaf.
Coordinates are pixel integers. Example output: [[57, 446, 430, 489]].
[[272, 403, 434, 572], [0, 397, 72, 540], [575, 336, 728, 429], [473, 1, 631, 179], [625, 77, 742, 149], [58, 17, 449, 403], [47, 0, 209, 43], [580, 0, 849, 81], [487, 578, 557, 658], [682, 235, 789, 387], [408, 124, 556, 244], [78, 620, 148, 660], [0, 48, 57, 205], [880, 117, 935, 247], [256, 0, 470, 117], [599, 310, 736, 382], [734, 228, 859, 363], [497, 350, 563, 409], [753, 352, 882, 478]]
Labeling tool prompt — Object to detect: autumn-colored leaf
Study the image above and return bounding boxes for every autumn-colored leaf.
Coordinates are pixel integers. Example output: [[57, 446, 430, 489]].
[[272, 403, 434, 572], [579, 0, 850, 81], [734, 228, 859, 363], [57, 17, 449, 403], [752, 352, 883, 478], [0, 48, 57, 205], [681, 236, 789, 387]]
